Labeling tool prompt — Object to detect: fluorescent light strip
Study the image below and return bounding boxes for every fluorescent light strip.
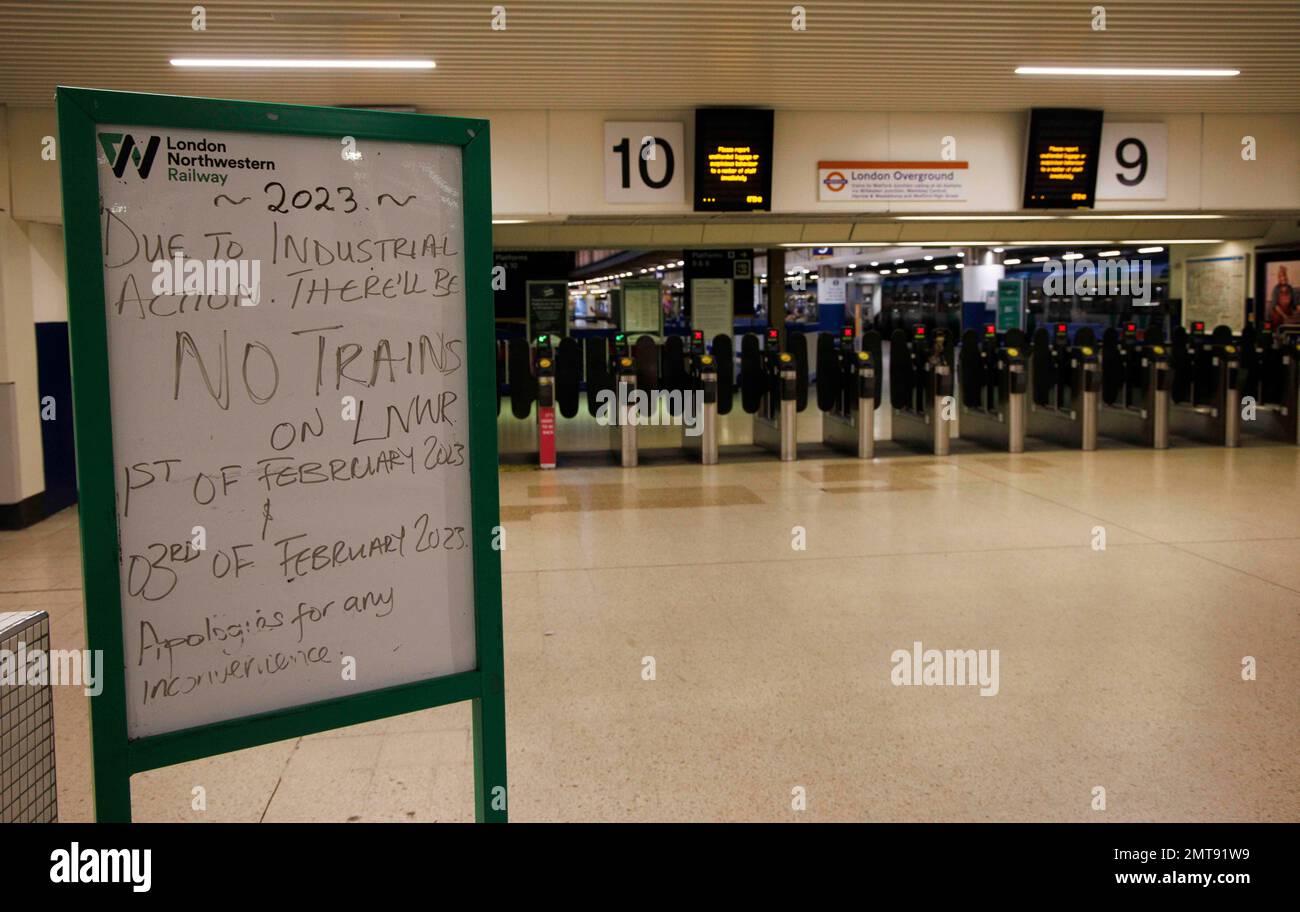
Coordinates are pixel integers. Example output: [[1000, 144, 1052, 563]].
[[1015, 66, 1238, 77], [1067, 214, 1224, 220], [895, 215, 1057, 221], [171, 58, 435, 69]]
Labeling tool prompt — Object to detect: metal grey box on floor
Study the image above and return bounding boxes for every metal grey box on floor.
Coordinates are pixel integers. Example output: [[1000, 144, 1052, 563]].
[[0, 611, 58, 823]]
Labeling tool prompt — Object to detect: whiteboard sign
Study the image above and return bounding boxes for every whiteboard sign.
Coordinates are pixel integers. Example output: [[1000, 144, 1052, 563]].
[[1096, 123, 1167, 200], [604, 121, 684, 203], [96, 124, 478, 738]]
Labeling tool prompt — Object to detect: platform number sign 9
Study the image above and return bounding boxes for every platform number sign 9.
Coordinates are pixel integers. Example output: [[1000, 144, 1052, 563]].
[[1097, 123, 1167, 201], [604, 121, 685, 203]]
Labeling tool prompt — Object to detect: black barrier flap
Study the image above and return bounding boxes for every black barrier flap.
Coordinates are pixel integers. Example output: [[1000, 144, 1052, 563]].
[[789, 333, 809, 412], [889, 328, 912, 410], [555, 337, 581, 419], [816, 332, 840, 412], [713, 334, 735, 415], [508, 337, 536, 419], [862, 330, 883, 410], [740, 333, 763, 414]]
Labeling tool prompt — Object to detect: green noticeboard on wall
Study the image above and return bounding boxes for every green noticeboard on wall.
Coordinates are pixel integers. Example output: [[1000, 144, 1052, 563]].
[[56, 87, 506, 822], [997, 278, 1027, 332]]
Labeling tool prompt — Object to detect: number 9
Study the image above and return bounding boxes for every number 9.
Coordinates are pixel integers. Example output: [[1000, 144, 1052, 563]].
[[1116, 138, 1147, 187]]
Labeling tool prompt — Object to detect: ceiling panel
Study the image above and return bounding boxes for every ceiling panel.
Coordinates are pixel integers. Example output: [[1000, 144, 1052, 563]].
[[1, 1, 1297, 111]]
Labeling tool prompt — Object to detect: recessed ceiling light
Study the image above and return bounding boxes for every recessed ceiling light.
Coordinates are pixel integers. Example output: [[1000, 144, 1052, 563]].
[[1137, 246, 1166, 254], [934, 264, 948, 271], [1015, 66, 1238, 77], [1097, 250, 1122, 258], [1003, 258, 1022, 265], [492, 219, 528, 225], [171, 58, 436, 70]]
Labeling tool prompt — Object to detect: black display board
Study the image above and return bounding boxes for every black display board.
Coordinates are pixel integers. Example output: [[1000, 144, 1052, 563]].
[[494, 250, 574, 320], [1022, 108, 1104, 209], [693, 109, 774, 212], [684, 249, 755, 322]]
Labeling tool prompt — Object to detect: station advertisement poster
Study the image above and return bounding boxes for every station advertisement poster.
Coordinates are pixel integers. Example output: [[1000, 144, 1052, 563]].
[[817, 161, 968, 202], [1260, 255, 1300, 328]]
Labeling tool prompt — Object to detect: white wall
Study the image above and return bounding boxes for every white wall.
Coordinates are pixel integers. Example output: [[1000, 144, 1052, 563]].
[[28, 221, 65, 322], [8, 105, 1300, 222], [0, 107, 46, 504]]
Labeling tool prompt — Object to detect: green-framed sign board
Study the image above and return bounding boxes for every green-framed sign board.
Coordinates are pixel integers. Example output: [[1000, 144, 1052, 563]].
[[56, 87, 506, 822], [997, 278, 1027, 333]]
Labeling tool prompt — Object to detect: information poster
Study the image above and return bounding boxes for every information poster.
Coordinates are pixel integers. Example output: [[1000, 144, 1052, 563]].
[[691, 278, 733, 343], [527, 280, 569, 338], [1185, 255, 1248, 331], [621, 279, 663, 335]]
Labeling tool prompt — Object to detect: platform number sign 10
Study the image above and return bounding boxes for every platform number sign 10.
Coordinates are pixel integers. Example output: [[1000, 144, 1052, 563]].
[[604, 121, 685, 203], [1097, 123, 1168, 201]]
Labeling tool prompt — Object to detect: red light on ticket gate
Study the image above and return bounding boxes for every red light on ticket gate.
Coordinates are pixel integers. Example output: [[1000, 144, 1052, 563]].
[[767, 329, 778, 339], [985, 325, 996, 335], [1125, 323, 1136, 332], [1056, 323, 1068, 333], [693, 330, 703, 341], [915, 326, 926, 336], [842, 327, 853, 338], [1192, 321, 1205, 332]]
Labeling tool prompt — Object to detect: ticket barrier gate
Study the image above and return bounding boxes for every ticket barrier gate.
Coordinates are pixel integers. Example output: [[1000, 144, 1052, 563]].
[[957, 325, 1027, 453], [533, 334, 558, 468], [1239, 323, 1300, 444], [1097, 324, 1170, 448], [818, 327, 880, 458], [745, 328, 801, 461], [1026, 323, 1100, 450], [681, 330, 720, 464], [1168, 322, 1242, 447], [889, 325, 954, 456]]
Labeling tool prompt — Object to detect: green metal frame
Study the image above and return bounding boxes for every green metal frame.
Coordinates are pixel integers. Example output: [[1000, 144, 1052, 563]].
[[55, 87, 506, 823]]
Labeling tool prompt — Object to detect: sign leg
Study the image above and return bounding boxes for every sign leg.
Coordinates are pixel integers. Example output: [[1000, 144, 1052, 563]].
[[472, 687, 507, 823]]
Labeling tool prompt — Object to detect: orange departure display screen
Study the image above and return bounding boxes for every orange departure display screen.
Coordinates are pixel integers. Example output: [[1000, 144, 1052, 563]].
[[694, 108, 774, 212], [1022, 108, 1104, 209]]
